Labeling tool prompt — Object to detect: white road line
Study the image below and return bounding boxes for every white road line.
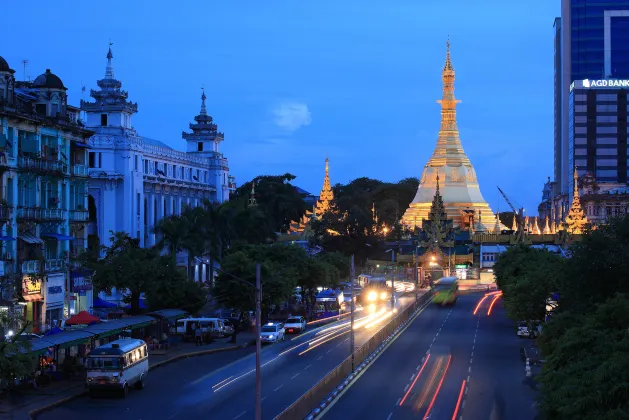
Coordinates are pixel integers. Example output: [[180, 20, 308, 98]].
[[317, 356, 323, 360], [304, 364, 312, 370], [336, 343, 341, 347], [465, 387, 468, 395], [467, 375, 470, 382], [410, 373, 415, 381], [233, 411, 247, 419], [167, 412, 181, 419], [468, 366, 472, 373], [435, 332, 439, 337], [396, 397, 402, 405], [470, 358, 473, 364], [404, 384, 410, 392], [291, 373, 300, 380], [261, 397, 267, 402], [386, 413, 393, 420], [471, 352, 474, 357], [462, 400, 466, 409], [274, 385, 283, 392], [327, 349, 333, 354]]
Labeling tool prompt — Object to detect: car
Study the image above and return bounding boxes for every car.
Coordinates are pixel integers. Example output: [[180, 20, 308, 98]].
[[260, 323, 285, 344], [284, 316, 307, 334], [517, 321, 540, 338], [220, 319, 235, 336]]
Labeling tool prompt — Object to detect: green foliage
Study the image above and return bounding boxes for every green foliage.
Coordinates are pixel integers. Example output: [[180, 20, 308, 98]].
[[86, 232, 207, 314], [494, 246, 563, 322], [0, 312, 34, 389]]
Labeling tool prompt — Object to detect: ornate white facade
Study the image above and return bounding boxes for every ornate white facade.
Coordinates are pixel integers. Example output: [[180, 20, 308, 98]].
[[82, 47, 235, 255]]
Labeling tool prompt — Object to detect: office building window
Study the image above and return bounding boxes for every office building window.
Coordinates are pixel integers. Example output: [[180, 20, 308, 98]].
[[597, 126, 618, 134], [598, 148, 617, 156], [597, 115, 617, 123], [596, 94, 617, 101], [597, 159, 617, 167], [101, 114, 108, 126], [597, 138, 618, 145]]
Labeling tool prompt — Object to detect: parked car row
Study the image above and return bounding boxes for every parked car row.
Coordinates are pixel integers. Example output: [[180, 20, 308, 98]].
[[172, 317, 236, 341]]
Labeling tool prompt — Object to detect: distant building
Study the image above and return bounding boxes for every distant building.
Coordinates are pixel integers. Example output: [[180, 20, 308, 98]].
[[0, 55, 93, 332], [82, 47, 235, 294]]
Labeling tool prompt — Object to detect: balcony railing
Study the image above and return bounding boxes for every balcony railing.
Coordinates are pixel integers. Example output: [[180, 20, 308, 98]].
[[21, 260, 41, 274], [72, 164, 89, 177], [17, 207, 66, 221], [0, 204, 13, 221], [70, 209, 89, 222], [18, 156, 68, 175], [45, 258, 66, 272]]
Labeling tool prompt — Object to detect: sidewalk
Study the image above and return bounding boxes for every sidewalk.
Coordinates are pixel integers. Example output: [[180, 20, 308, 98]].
[[0, 332, 256, 420]]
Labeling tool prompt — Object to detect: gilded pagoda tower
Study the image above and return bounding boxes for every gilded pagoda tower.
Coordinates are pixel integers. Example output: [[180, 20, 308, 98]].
[[401, 41, 497, 231], [564, 168, 589, 234]]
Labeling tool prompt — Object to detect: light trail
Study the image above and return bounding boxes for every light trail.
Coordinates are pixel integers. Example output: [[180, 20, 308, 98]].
[[399, 354, 430, 406], [211, 376, 234, 390], [422, 355, 451, 420], [363, 310, 393, 329], [451, 379, 466, 420], [297, 329, 350, 356], [415, 357, 444, 412], [487, 292, 503, 316], [473, 294, 491, 315]]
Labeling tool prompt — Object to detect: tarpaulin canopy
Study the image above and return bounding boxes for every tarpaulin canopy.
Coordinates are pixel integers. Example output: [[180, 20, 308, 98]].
[[65, 310, 101, 326], [93, 296, 117, 308]]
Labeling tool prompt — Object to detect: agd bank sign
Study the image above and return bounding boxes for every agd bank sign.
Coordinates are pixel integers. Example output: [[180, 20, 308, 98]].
[[582, 79, 629, 88]]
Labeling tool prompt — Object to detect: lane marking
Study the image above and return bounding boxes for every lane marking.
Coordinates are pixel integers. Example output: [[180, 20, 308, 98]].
[[387, 413, 393, 420], [261, 397, 267, 402], [291, 373, 300, 380], [317, 356, 323, 360], [451, 379, 466, 420], [465, 387, 468, 395], [233, 411, 247, 419], [468, 366, 471, 373], [304, 364, 312, 370], [327, 349, 333, 354], [167, 412, 181, 419], [422, 355, 451, 420], [274, 385, 283, 392], [467, 375, 470, 382], [396, 398, 402, 405], [404, 384, 410, 392], [400, 354, 431, 406], [410, 373, 415, 381]]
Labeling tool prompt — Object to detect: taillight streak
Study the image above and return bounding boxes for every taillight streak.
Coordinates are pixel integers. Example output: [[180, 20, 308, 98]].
[[399, 354, 430, 406], [422, 355, 451, 420], [487, 293, 503, 316], [451, 379, 466, 420]]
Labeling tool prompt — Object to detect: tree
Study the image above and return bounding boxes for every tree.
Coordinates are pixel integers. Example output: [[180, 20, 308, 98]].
[[0, 311, 34, 390], [536, 294, 629, 420]]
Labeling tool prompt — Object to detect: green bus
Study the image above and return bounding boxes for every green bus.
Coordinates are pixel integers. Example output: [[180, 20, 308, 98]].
[[432, 276, 458, 306]]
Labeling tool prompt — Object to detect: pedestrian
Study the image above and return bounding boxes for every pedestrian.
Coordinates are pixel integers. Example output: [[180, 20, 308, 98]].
[[195, 326, 202, 346]]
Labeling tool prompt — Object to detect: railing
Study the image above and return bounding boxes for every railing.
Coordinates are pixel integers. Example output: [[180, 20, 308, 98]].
[[0, 204, 13, 221], [72, 164, 89, 177], [18, 156, 67, 174], [17, 207, 66, 221], [45, 258, 66, 272], [21, 260, 41, 274], [276, 292, 432, 420], [70, 209, 89, 222]]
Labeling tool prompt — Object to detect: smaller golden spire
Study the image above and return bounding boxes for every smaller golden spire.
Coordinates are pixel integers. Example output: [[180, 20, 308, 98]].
[[564, 167, 589, 234], [444, 38, 453, 71]]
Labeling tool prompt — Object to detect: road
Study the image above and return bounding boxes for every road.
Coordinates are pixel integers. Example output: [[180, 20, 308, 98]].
[[322, 292, 538, 420], [39, 289, 423, 420]]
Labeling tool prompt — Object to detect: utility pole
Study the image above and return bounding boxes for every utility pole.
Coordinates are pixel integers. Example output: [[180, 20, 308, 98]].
[[414, 250, 419, 303], [255, 264, 262, 420], [350, 254, 355, 372]]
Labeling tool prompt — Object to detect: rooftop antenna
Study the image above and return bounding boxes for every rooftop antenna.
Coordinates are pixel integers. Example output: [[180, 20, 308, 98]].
[[22, 59, 28, 81]]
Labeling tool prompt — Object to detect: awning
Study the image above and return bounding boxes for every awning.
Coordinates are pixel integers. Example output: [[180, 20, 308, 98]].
[[72, 140, 92, 149], [147, 309, 187, 321], [0, 236, 15, 241], [18, 233, 44, 245], [28, 330, 94, 354], [83, 315, 156, 338], [41, 233, 75, 241]]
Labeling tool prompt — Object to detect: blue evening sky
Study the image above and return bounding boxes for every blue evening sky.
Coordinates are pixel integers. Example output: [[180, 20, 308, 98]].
[[2, 0, 558, 214]]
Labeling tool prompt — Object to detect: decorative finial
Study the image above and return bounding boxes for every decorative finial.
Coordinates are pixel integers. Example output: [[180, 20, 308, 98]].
[[200, 87, 207, 116], [105, 41, 115, 79], [248, 178, 257, 207], [444, 39, 453, 71]]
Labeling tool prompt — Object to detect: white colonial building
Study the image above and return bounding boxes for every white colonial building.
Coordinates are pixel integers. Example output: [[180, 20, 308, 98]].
[[81, 48, 235, 288]]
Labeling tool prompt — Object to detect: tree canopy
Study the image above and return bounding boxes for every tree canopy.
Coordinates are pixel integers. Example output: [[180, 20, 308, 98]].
[[494, 215, 629, 419], [0, 311, 34, 389]]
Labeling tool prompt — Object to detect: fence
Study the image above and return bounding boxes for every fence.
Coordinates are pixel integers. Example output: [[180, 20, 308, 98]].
[[276, 292, 432, 420]]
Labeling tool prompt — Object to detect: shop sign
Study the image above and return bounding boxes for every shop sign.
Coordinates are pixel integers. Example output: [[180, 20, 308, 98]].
[[70, 270, 93, 292], [22, 278, 42, 297], [48, 286, 63, 295]]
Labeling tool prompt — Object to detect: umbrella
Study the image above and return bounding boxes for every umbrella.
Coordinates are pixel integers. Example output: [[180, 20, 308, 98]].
[[66, 310, 101, 326]]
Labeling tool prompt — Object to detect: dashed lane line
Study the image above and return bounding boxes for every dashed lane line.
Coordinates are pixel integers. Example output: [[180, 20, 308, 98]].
[[274, 385, 284, 392], [233, 411, 247, 419], [291, 373, 300, 380]]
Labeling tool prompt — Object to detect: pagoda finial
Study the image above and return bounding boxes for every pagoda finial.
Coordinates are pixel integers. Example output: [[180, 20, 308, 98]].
[[105, 41, 115, 79], [493, 212, 501, 234], [315, 157, 335, 215], [248, 179, 257, 207], [200, 87, 207, 116], [444, 38, 453, 71]]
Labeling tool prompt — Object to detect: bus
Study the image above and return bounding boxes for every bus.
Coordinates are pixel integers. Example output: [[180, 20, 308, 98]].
[[432, 276, 458, 306], [86, 338, 149, 397], [361, 278, 393, 305]]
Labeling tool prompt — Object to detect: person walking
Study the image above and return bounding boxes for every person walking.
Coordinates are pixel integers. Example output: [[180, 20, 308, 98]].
[[195, 326, 203, 346]]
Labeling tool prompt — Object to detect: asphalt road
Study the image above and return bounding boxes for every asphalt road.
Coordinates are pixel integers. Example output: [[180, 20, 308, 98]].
[[39, 290, 423, 420], [322, 292, 537, 420]]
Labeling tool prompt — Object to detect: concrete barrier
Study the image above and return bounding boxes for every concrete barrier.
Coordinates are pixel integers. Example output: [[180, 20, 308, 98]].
[[275, 293, 433, 420]]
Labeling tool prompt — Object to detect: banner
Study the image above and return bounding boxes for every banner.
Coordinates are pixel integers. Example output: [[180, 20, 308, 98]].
[[70, 269, 93, 292]]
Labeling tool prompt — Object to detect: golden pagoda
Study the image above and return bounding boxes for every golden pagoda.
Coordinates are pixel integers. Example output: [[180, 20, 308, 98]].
[[543, 216, 551, 234], [289, 158, 337, 234], [401, 41, 497, 230], [564, 168, 589, 234], [493, 212, 501, 234]]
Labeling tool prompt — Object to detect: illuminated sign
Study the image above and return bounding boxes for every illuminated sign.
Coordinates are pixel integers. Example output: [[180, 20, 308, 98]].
[[23, 278, 42, 296], [582, 79, 629, 88]]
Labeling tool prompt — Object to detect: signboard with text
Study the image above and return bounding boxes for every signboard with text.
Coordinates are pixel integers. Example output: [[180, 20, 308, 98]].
[[22, 277, 42, 300], [70, 269, 93, 292]]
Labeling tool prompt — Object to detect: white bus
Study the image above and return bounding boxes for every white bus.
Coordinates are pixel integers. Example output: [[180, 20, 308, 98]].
[[86, 338, 149, 397]]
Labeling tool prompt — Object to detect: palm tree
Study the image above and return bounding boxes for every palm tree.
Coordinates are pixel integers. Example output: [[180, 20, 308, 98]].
[[153, 214, 186, 254], [200, 200, 233, 285]]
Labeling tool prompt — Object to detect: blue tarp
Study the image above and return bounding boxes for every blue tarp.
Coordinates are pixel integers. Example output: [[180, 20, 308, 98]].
[[93, 296, 117, 308], [124, 299, 147, 310], [41, 233, 75, 241], [44, 327, 63, 336]]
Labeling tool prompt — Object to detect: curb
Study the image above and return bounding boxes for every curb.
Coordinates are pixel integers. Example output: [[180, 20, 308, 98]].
[[27, 342, 252, 419]]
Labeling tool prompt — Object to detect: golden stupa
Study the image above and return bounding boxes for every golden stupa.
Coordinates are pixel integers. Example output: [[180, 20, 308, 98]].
[[402, 41, 497, 231]]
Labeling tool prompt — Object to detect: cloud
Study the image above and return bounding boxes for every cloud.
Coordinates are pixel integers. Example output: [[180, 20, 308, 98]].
[[272, 102, 312, 132]]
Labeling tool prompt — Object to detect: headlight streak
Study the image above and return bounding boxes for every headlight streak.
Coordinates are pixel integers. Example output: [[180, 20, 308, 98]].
[[211, 375, 234, 390], [487, 292, 503, 316], [297, 329, 350, 356], [399, 354, 430, 406], [422, 355, 451, 420], [363, 310, 393, 329]]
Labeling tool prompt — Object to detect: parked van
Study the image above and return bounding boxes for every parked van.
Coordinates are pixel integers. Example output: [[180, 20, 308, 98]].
[[86, 338, 148, 397], [175, 318, 225, 340]]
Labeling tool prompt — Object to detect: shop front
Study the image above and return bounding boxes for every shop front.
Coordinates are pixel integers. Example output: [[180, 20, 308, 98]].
[[43, 273, 65, 330], [22, 276, 43, 333], [70, 269, 93, 315]]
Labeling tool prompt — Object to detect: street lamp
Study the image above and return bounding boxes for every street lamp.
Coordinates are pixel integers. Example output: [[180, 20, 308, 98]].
[[385, 249, 395, 310]]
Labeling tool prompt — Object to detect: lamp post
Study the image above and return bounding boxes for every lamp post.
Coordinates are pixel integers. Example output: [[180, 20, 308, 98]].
[[385, 249, 395, 310], [255, 264, 262, 420], [349, 254, 356, 372]]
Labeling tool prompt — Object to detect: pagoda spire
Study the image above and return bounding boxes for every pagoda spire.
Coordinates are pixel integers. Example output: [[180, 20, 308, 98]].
[[564, 168, 589, 234], [493, 212, 501, 234], [200, 87, 208, 116], [248, 179, 257, 207], [105, 42, 115, 80], [315, 157, 336, 215], [543, 215, 551, 234]]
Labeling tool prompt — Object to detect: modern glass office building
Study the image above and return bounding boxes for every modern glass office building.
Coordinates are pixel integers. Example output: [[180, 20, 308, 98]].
[[555, 0, 629, 195]]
